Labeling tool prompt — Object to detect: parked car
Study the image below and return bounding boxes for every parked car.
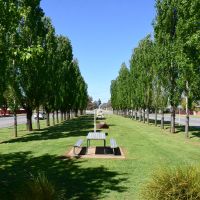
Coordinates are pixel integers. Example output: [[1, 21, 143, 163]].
[[96, 113, 105, 119], [34, 112, 47, 120]]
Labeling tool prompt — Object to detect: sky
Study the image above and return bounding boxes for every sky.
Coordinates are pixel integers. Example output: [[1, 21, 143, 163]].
[[40, 0, 156, 103]]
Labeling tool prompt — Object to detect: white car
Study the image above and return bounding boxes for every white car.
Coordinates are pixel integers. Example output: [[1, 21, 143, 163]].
[[96, 113, 104, 119], [34, 112, 47, 120]]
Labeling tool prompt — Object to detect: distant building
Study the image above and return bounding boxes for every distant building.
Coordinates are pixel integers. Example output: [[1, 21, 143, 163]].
[[0, 108, 26, 116]]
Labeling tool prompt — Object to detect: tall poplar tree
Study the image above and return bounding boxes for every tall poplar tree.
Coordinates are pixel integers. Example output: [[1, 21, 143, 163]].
[[154, 0, 181, 133], [16, 0, 46, 131], [117, 63, 131, 116], [176, 0, 200, 137]]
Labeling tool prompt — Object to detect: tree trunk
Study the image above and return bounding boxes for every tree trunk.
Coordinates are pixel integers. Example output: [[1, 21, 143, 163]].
[[36, 108, 40, 130], [64, 112, 66, 121], [131, 109, 133, 119], [146, 108, 149, 124], [56, 110, 59, 123], [67, 110, 70, 120], [170, 106, 175, 133], [185, 81, 189, 138], [61, 112, 63, 122], [155, 109, 157, 126], [80, 110, 83, 115], [52, 111, 55, 126], [75, 109, 78, 117], [70, 110, 73, 118], [139, 109, 142, 121], [26, 108, 33, 131], [14, 111, 17, 137], [46, 112, 50, 126], [143, 109, 145, 123], [135, 110, 137, 120], [185, 113, 189, 138], [161, 110, 164, 129]]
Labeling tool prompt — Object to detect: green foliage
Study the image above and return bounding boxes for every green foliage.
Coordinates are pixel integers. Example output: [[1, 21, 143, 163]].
[[130, 35, 154, 110], [3, 85, 19, 112], [110, 79, 119, 110], [140, 165, 200, 200], [154, 0, 181, 108], [0, 1, 88, 130], [151, 43, 168, 111], [0, 0, 19, 105], [110, 63, 131, 111], [117, 63, 131, 109], [175, 0, 200, 102]]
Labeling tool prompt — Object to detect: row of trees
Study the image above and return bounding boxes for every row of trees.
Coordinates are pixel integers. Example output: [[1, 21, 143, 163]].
[[0, 0, 88, 135], [110, 0, 200, 137]]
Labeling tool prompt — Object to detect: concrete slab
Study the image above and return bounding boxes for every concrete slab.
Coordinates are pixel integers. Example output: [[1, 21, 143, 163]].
[[65, 146, 125, 159]]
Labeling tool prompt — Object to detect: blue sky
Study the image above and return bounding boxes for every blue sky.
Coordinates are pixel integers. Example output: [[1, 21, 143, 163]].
[[41, 0, 155, 103]]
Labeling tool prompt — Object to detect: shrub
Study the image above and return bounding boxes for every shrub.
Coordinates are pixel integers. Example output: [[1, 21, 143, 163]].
[[16, 172, 57, 200], [140, 165, 200, 200]]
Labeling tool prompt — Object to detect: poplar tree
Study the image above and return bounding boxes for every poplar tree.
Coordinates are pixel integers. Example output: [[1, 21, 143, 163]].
[[0, 0, 19, 108], [56, 36, 73, 120], [117, 63, 131, 116], [154, 0, 181, 133], [110, 79, 119, 114], [175, 0, 200, 137], [14, 0, 46, 131], [42, 17, 57, 127]]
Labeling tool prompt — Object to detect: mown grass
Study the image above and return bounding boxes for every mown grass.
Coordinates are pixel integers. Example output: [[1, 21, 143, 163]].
[[0, 114, 200, 199]]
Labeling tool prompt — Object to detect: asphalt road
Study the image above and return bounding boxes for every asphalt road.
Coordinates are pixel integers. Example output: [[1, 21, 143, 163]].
[[148, 114, 200, 127], [0, 110, 113, 128], [0, 115, 27, 128], [0, 111, 199, 128]]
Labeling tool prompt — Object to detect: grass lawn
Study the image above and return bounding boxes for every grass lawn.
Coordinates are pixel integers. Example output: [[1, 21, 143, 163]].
[[0, 114, 200, 199]]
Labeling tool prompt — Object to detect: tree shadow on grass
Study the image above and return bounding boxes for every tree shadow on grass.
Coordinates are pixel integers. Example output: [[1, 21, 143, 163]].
[[2, 115, 94, 144], [147, 118, 171, 126], [175, 125, 200, 138], [0, 151, 127, 200]]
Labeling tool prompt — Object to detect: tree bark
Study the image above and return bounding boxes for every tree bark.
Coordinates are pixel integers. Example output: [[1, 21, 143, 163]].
[[139, 109, 142, 121], [56, 110, 59, 123], [52, 111, 55, 126], [185, 113, 189, 138], [155, 109, 157, 126], [64, 112, 66, 121], [161, 110, 164, 129], [75, 109, 78, 117], [135, 110, 137, 120], [67, 110, 70, 120], [14, 111, 17, 137], [80, 110, 83, 115], [170, 106, 176, 133], [185, 81, 189, 138], [26, 108, 33, 131], [131, 109, 133, 119], [61, 112, 63, 122], [46, 112, 50, 126], [36, 108, 40, 130], [146, 108, 149, 124], [143, 109, 145, 123]]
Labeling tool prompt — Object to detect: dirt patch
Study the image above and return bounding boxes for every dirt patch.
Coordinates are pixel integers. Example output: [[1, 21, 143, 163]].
[[65, 146, 125, 159]]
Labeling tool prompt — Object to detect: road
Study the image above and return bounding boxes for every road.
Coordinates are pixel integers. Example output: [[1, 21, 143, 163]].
[[0, 111, 199, 128], [148, 114, 200, 127], [0, 115, 27, 128]]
